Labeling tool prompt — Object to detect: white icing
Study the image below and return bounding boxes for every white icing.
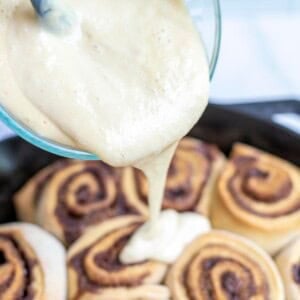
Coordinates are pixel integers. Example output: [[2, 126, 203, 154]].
[[135, 143, 178, 230], [120, 210, 211, 264], [0, 0, 209, 264], [1, 0, 209, 166]]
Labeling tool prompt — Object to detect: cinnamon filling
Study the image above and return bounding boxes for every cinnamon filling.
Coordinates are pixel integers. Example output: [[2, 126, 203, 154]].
[[0, 234, 37, 300], [94, 235, 129, 271], [55, 164, 138, 245], [200, 258, 257, 300], [242, 168, 292, 203], [292, 263, 300, 285], [0, 271, 14, 295], [228, 155, 300, 218], [232, 156, 257, 167], [134, 142, 217, 211], [181, 253, 269, 300], [76, 185, 105, 205], [221, 272, 250, 300]]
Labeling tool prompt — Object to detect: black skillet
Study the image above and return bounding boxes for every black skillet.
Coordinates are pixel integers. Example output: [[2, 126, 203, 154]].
[[0, 100, 299, 223]]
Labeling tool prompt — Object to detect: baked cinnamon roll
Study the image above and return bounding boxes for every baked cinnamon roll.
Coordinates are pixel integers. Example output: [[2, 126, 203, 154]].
[[36, 160, 148, 246], [275, 236, 300, 300], [68, 216, 169, 300], [14, 159, 71, 223], [0, 223, 66, 300], [123, 137, 225, 216], [211, 143, 300, 254], [166, 230, 284, 300]]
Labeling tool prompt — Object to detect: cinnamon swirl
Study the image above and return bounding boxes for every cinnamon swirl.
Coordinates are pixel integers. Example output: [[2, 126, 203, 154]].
[[211, 143, 300, 254], [36, 160, 148, 246], [0, 223, 66, 300], [123, 137, 225, 217], [166, 230, 284, 300], [14, 159, 71, 223], [68, 216, 169, 300]]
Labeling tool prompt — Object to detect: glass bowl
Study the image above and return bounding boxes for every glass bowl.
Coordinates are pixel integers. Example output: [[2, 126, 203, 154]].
[[0, 0, 222, 160]]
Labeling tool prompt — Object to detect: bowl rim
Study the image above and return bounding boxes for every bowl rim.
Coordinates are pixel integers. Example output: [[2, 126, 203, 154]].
[[210, 0, 222, 80]]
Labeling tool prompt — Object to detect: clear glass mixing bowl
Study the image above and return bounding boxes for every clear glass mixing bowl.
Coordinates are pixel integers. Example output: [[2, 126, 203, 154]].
[[0, 0, 222, 160]]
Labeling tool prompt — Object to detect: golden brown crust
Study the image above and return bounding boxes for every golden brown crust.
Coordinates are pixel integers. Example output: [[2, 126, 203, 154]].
[[67, 216, 169, 300], [211, 143, 300, 254], [22, 160, 147, 246], [166, 230, 284, 300], [123, 137, 225, 217], [275, 236, 300, 300]]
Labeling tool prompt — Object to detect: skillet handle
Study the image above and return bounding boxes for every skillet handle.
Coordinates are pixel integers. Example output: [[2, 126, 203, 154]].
[[224, 99, 300, 120]]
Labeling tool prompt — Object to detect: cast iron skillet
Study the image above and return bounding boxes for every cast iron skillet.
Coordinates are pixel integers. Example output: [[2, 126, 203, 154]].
[[0, 100, 299, 223]]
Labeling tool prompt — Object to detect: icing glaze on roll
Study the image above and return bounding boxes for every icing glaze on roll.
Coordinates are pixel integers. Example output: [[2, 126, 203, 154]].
[[120, 210, 211, 264], [68, 217, 169, 300]]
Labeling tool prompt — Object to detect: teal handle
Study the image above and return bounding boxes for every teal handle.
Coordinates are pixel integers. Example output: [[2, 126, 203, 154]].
[[30, 0, 45, 16], [30, 0, 77, 34]]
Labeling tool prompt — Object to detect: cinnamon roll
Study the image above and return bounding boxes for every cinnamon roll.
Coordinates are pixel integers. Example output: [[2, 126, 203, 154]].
[[0, 223, 66, 300], [68, 216, 169, 300], [166, 230, 284, 300], [14, 159, 72, 223], [211, 143, 300, 254], [33, 160, 147, 246], [123, 137, 225, 217], [275, 236, 300, 300]]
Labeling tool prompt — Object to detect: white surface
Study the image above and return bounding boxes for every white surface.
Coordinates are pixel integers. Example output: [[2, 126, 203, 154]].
[[210, 0, 300, 134], [211, 0, 300, 102]]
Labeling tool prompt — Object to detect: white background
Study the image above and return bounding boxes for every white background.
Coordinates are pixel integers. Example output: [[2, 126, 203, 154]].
[[211, 0, 300, 102]]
